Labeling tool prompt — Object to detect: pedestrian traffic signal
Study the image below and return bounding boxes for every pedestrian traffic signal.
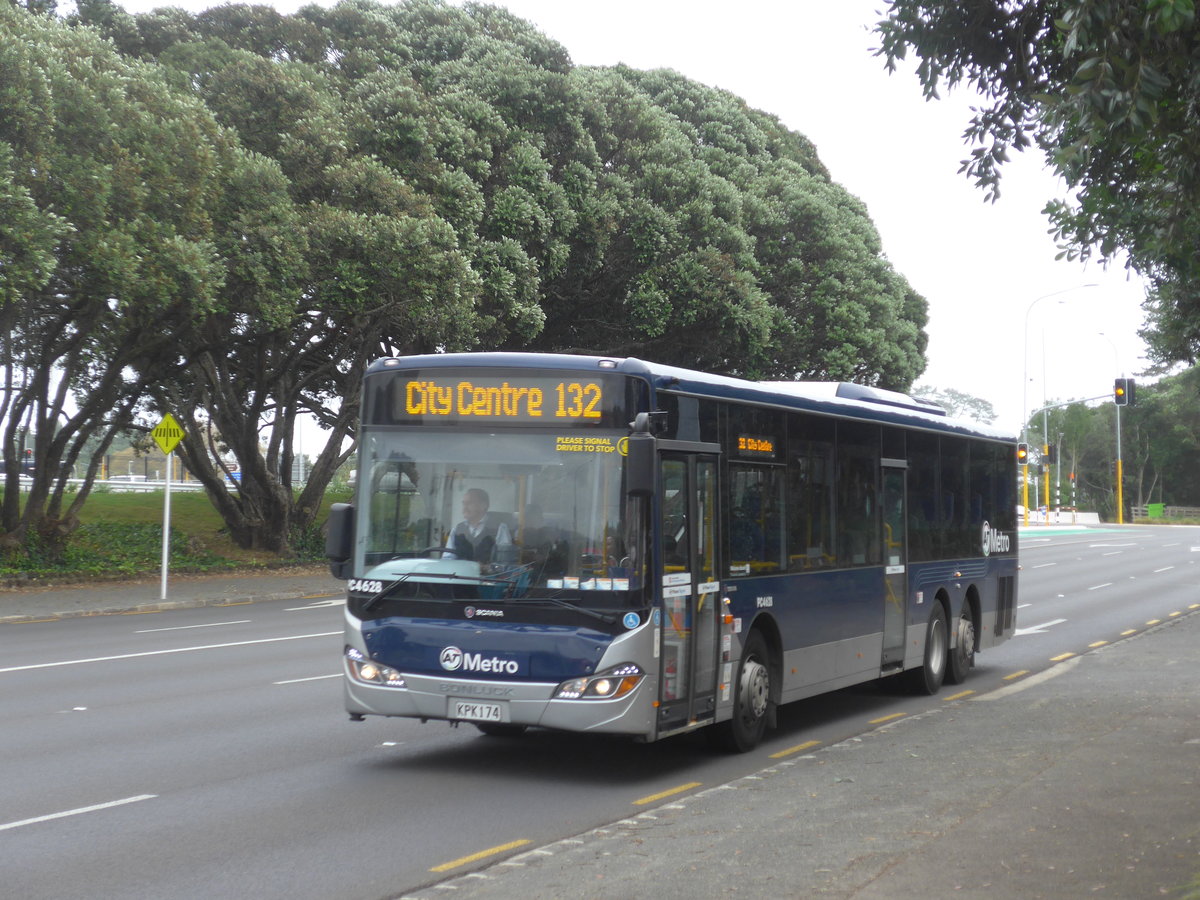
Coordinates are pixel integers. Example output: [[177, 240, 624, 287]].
[[1016, 442, 1029, 463]]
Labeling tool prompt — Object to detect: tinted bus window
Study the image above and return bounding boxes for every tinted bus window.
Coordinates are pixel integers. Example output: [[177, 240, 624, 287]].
[[836, 421, 880, 567], [727, 464, 785, 576], [907, 431, 939, 562], [787, 414, 835, 570]]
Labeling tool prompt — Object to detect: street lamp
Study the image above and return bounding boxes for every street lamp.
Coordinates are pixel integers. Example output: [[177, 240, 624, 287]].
[[1021, 284, 1099, 525]]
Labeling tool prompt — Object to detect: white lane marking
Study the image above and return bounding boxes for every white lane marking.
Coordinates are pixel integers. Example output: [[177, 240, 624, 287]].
[[1014, 618, 1067, 636], [0, 632, 341, 674], [974, 657, 1082, 700], [1088, 583, 1113, 591], [1154, 566, 1175, 573], [285, 599, 345, 611], [274, 673, 341, 685], [1031, 562, 1056, 569], [0, 795, 157, 833], [135, 620, 251, 633]]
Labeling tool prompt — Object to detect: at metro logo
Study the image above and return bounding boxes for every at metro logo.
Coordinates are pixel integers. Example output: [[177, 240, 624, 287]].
[[980, 521, 1012, 556], [439, 645, 521, 675]]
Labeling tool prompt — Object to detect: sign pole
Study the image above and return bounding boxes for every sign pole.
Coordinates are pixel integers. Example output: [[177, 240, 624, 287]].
[[151, 413, 185, 603], [161, 450, 173, 601]]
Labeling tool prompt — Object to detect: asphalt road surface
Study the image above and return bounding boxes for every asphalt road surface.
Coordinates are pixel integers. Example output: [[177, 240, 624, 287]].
[[3, 525, 1197, 899]]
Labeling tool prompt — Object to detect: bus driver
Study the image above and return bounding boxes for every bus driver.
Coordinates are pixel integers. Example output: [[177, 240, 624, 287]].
[[447, 488, 512, 564]]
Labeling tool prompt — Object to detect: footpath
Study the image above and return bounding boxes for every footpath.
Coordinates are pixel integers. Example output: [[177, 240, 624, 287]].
[[2, 571, 1198, 899]]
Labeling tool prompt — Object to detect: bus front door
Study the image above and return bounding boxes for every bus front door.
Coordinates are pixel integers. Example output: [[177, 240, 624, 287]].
[[657, 452, 720, 735], [881, 464, 908, 667]]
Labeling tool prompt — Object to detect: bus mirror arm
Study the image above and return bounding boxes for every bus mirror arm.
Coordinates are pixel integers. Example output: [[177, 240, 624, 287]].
[[326, 502, 355, 579]]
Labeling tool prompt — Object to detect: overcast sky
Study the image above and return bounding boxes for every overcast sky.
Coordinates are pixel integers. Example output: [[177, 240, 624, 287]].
[[117, 0, 1155, 432]]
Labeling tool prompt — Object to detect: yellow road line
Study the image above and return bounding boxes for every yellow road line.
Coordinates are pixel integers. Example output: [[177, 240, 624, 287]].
[[1146, 619, 1162, 626], [769, 740, 821, 759], [942, 690, 975, 702], [1089, 640, 1109, 648], [1121, 629, 1138, 636], [1003, 670, 1029, 681], [429, 839, 532, 873], [869, 712, 906, 725], [1169, 611, 1182, 618], [1050, 652, 1076, 662], [633, 782, 702, 806]]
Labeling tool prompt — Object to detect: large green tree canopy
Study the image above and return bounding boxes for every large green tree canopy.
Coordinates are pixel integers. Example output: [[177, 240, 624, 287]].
[[875, 0, 1200, 366], [4, 0, 928, 556]]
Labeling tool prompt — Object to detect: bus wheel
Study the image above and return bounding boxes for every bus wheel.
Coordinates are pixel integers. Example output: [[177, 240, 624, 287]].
[[712, 630, 772, 752], [475, 723, 527, 738], [906, 602, 947, 695], [946, 604, 976, 685]]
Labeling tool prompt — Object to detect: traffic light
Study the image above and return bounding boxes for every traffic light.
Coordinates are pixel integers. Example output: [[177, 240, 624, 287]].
[[1114, 377, 1135, 406], [1016, 442, 1029, 463], [1046, 443, 1057, 464]]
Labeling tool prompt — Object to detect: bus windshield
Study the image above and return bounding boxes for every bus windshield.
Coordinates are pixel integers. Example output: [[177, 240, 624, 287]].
[[355, 429, 640, 599]]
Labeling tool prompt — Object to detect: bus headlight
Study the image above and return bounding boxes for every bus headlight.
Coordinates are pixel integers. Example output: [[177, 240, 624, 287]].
[[553, 664, 644, 700], [345, 646, 406, 688]]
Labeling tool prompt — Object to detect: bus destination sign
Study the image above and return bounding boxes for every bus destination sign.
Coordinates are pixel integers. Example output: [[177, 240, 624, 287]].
[[392, 372, 618, 425], [737, 434, 776, 459]]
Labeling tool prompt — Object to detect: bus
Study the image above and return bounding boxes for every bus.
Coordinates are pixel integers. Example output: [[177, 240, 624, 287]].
[[326, 352, 1018, 751]]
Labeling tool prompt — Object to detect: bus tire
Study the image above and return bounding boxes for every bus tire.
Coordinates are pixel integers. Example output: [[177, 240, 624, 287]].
[[906, 602, 948, 695], [712, 630, 772, 752], [946, 603, 976, 685]]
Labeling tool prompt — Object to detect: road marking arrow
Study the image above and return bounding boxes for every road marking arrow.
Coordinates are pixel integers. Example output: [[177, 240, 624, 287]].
[[1015, 617, 1067, 636]]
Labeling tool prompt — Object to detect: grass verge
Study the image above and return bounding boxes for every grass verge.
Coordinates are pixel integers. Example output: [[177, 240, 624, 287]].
[[1, 489, 344, 584]]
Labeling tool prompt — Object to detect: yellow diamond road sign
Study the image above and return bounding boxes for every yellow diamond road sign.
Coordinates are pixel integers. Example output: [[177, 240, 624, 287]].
[[152, 413, 185, 455]]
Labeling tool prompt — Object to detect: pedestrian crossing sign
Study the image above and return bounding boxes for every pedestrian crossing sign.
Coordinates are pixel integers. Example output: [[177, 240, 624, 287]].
[[152, 413, 185, 455]]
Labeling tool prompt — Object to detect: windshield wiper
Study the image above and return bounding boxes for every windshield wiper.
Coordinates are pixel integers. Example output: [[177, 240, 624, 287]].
[[528, 592, 618, 625], [360, 565, 532, 613], [359, 565, 619, 625]]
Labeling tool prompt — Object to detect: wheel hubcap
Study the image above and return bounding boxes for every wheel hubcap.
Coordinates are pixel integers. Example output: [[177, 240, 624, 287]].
[[958, 616, 976, 666], [741, 657, 769, 721]]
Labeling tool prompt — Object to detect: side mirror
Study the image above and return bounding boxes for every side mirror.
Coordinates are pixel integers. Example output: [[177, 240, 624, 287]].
[[625, 433, 655, 497], [325, 502, 355, 579]]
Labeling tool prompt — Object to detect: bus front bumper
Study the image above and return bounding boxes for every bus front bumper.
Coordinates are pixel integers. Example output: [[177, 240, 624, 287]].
[[344, 667, 655, 737]]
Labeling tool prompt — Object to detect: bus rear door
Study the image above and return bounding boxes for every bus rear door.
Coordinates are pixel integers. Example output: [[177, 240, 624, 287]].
[[881, 461, 908, 669]]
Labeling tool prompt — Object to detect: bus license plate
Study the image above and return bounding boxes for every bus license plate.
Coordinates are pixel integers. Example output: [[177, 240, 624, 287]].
[[451, 700, 504, 722]]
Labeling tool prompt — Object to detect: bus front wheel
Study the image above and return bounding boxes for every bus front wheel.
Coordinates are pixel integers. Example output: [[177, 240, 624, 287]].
[[906, 602, 948, 695], [712, 630, 773, 752]]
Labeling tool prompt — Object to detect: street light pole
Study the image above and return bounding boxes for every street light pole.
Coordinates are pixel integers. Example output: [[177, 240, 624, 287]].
[[1022, 284, 1098, 525]]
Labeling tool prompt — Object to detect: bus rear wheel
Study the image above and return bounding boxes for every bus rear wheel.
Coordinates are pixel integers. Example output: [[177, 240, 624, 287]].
[[906, 602, 947, 695], [712, 630, 772, 752], [946, 604, 976, 685]]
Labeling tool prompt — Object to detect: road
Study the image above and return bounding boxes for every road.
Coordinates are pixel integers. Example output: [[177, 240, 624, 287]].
[[2, 525, 1197, 899]]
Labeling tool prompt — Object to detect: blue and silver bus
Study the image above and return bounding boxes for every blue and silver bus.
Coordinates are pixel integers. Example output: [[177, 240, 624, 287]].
[[326, 353, 1017, 751]]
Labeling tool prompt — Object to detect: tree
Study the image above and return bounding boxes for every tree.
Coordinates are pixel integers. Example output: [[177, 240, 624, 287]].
[[49, 0, 931, 556], [0, 3, 230, 558], [911, 386, 997, 423], [875, 0, 1200, 366]]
